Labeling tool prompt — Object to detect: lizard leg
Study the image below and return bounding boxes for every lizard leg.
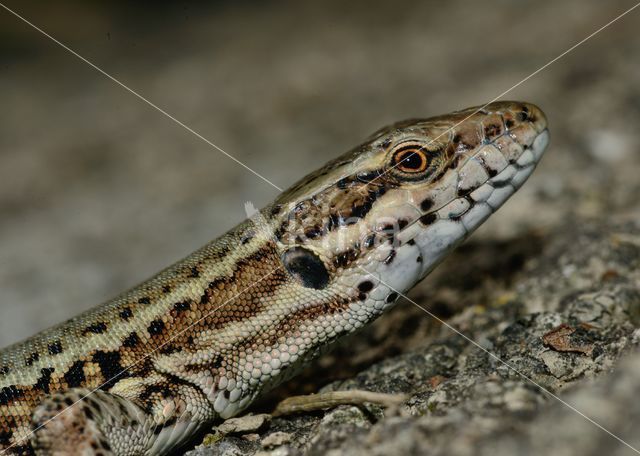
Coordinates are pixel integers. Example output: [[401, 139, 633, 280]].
[[30, 376, 216, 456], [30, 388, 148, 456]]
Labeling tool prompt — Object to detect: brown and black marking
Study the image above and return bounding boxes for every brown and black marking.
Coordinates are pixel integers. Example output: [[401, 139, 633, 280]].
[[275, 169, 392, 245], [63, 361, 87, 388], [124, 242, 290, 359], [0, 101, 547, 455], [481, 113, 505, 142], [81, 322, 108, 336], [119, 307, 134, 321], [24, 353, 39, 367], [47, 341, 63, 356], [332, 248, 360, 270]]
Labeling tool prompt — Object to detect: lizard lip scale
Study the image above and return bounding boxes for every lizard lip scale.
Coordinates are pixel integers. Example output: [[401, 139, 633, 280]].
[[0, 101, 548, 455], [412, 126, 550, 278]]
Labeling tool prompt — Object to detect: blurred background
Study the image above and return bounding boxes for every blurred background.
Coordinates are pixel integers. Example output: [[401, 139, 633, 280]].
[[2, 0, 638, 346], [1, 1, 640, 453]]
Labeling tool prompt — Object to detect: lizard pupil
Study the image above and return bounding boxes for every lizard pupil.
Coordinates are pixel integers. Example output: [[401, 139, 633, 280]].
[[393, 147, 428, 173], [403, 153, 422, 169]]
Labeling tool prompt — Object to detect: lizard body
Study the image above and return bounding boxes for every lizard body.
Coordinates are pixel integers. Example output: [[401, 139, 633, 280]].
[[0, 101, 549, 455]]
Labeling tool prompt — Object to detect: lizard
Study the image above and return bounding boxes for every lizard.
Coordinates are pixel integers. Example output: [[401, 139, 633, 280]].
[[0, 101, 549, 455]]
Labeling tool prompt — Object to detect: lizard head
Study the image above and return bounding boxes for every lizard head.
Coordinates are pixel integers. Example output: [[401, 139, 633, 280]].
[[200, 101, 549, 419], [269, 100, 548, 317]]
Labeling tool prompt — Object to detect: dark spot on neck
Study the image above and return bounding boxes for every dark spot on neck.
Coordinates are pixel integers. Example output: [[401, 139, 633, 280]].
[[122, 332, 140, 348], [140, 384, 173, 404], [173, 301, 191, 313], [92, 351, 127, 390], [34, 368, 55, 394], [208, 278, 226, 291], [162, 285, 172, 294], [0, 429, 12, 445], [420, 198, 434, 212], [64, 360, 86, 388], [119, 307, 133, 321], [282, 247, 330, 290], [159, 344, 181, 355], [138, 296, 151, 305], [358, 281, 374, 292], [82, 322, 108, 335], [48, 341, 63, 355], [25, 352, 39, 367], [0, 385, 25, 406], [148, 320, 165, 336], [419, 213, 438, 225]]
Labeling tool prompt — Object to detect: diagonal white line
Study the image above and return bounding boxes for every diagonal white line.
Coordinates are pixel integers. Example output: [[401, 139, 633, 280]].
[[1, 1, 639, 453], [360, 1, 640, 192], [1, 266, 283, 454], [359, 266, 640, 455], [2, 1, 637, 195], [0, 2, 284, 192]]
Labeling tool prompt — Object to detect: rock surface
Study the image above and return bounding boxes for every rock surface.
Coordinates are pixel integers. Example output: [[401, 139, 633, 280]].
[[1, 1, 639, 455], [186, 217, 640, 455]]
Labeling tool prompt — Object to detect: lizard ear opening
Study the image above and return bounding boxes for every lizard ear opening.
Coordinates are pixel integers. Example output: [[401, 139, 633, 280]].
[[282, 247, 330, 290]]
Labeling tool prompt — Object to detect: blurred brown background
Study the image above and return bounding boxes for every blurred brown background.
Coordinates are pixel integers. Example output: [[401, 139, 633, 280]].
[[0, 1, 638, 349]]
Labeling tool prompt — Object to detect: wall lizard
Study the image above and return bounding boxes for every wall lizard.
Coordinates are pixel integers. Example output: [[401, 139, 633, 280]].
[[0, 101, 549, 455]]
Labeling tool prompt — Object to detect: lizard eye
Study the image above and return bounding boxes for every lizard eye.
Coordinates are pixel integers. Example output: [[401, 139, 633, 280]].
[[392, 146, 429, 173]]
